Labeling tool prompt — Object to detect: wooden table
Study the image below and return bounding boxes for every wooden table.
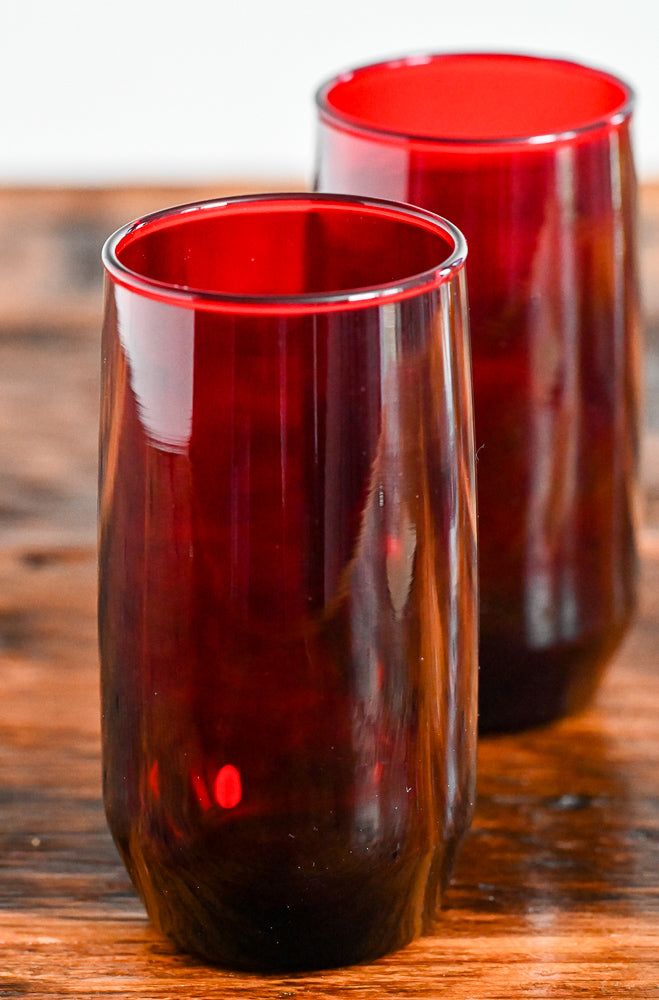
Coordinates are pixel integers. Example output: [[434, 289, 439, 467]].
[[1, 184, 657, 998]]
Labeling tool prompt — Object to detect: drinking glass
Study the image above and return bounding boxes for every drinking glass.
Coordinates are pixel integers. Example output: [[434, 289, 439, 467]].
[[99, 193, 478, 970], [315, 53, 641, 731]]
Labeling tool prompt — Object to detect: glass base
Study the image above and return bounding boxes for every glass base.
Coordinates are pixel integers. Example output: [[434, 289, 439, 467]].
[[477, 615, 633, 734], [118, 817, 446, 971]]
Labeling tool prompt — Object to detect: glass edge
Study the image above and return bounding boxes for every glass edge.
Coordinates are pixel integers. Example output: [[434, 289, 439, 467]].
[[101, 191, 468, 313], [314, 50, 636, 148]]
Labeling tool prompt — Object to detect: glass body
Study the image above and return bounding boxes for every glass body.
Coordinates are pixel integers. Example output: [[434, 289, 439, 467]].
[[99, 193, 478, 971], [315, 53, 641, 731]]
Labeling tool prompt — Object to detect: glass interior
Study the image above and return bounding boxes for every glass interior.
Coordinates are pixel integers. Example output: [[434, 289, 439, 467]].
[[321, 53, 631, 141], [113, 197, 458, 299]]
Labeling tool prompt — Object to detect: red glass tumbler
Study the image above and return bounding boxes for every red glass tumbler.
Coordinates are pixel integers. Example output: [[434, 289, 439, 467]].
[[316, 54, 641, 731], [99, 193, 477, 971]]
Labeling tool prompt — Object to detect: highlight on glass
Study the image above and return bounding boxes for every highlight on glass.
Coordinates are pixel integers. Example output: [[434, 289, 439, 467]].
[[99, 192, 478, 971], [316, 53, 641, 732]]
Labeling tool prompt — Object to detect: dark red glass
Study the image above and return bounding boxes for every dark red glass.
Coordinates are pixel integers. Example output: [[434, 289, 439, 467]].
[[316, 53, 641, 731], [99, 193, 477, 970]]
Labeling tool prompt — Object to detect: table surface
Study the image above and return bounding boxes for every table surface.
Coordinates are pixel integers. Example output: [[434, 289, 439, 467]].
[[0, 183, 657, 999]]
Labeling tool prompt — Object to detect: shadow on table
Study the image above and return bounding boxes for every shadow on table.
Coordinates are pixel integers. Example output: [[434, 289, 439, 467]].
[[445, 720, 657, 922]]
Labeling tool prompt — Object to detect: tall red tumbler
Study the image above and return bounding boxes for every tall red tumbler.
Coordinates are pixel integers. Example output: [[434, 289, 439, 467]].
[[99, 193, 478, 971], [315, 54, 641, 731]]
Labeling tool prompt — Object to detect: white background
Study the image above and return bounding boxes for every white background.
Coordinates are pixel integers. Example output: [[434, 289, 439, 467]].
[[2, 0, 657, 184]]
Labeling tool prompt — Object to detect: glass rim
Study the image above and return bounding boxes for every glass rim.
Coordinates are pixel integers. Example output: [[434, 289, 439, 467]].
[[315, 51, 635, 148], [102, 192, 467, 314]]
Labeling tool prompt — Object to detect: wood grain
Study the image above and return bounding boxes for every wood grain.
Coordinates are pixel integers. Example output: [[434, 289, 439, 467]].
[[0, 183, 657, 998]]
